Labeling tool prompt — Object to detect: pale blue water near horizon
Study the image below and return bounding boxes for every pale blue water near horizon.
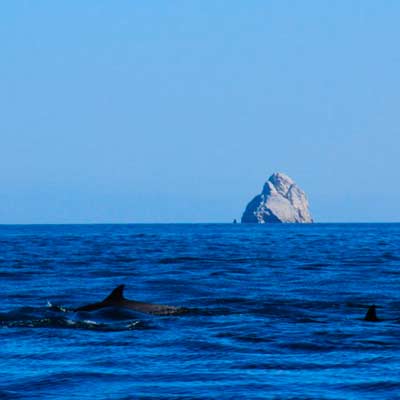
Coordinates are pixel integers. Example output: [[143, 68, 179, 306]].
[[1, 223, 400, 399]]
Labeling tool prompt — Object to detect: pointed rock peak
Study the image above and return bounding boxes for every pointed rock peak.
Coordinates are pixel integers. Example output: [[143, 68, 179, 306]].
[[266, 172, 294, 196], [269, 172, 294, 184], [242, 172, 313, 224]]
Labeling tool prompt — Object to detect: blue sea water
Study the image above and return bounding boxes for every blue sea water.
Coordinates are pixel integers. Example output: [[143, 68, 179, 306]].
[[1, 223, 400, 399]]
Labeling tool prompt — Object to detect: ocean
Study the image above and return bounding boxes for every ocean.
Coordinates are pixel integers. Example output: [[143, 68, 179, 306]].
[[1, 223, 400, 399]]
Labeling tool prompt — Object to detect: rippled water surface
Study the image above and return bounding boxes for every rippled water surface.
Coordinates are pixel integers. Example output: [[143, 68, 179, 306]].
[[1, 224, 400, 399]]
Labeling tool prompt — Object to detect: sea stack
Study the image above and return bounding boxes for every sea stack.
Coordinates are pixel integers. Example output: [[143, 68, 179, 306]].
[[241, 172, 313, 224]]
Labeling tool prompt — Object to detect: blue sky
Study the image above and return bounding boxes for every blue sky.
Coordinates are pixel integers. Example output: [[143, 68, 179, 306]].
[[1, 1, 399, 223]]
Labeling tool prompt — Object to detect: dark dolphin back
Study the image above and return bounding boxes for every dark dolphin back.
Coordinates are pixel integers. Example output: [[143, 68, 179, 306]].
[[74, 285, 126, 312], [74, 285, 187, 315]]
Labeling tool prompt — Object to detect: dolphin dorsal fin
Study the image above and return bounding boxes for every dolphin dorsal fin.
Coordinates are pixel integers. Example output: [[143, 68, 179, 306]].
[[365, 305, 378, 322], [104, 285, 125, 303]]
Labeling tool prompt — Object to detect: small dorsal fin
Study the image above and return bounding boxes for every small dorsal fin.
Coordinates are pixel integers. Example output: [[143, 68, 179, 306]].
[[365, 305, 378, 322], [104, 285, 125, 303]]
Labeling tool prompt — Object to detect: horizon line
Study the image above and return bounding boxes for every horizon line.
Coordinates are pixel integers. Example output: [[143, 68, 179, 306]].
[[0, 221, 399, 226]]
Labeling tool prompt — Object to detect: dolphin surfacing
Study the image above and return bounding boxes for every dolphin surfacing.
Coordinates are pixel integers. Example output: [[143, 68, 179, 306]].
[[74, 285, 188, 316], [364, 305, 379, 322]]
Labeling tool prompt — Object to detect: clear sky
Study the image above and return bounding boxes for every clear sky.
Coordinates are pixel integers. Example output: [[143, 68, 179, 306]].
[[1, 1, 399, 223]]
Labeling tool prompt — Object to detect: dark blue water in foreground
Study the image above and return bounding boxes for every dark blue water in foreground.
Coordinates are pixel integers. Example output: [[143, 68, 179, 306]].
[[1, 224, 400, 399]]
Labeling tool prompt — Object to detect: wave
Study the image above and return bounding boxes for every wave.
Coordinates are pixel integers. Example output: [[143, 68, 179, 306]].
[[0, 305, 149, 331], [0, 316, 147, 331]]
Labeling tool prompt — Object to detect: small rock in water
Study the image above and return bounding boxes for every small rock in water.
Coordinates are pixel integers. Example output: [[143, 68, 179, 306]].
[[241, 172, 313, 223]]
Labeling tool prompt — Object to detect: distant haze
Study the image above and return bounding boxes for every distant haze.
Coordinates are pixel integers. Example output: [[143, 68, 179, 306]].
[[1, 2, 399, 223]]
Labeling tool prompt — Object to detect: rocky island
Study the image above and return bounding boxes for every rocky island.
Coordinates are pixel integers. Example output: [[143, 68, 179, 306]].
[[241, 172, 313, 223]]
